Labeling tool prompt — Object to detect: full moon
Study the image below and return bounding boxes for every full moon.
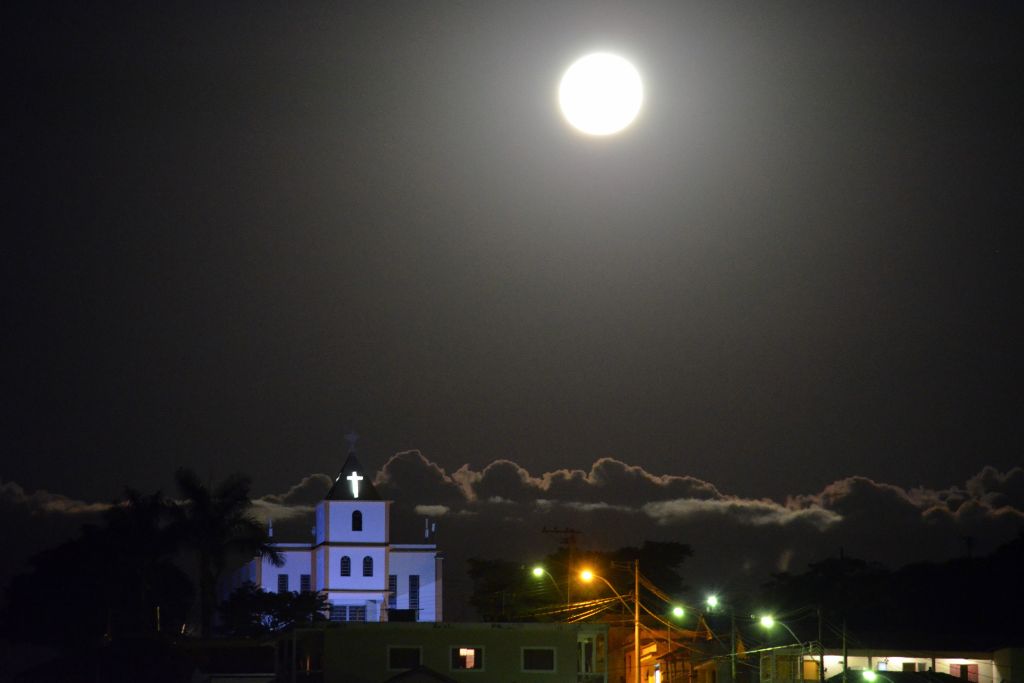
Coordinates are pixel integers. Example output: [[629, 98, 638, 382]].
[[558, 52, 643, 136]]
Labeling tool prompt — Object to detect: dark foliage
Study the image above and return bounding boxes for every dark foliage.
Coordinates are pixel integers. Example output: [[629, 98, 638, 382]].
[[219, 582, 328, 637], [171, 468, 283, 637], [0, 490, 192, 648], [758, 530, 1024, 649], [467, 540, 693, 622]]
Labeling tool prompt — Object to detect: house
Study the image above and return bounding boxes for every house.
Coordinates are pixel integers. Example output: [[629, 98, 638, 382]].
[[279, 621, 610, 683], [226, 450, 442, 622]]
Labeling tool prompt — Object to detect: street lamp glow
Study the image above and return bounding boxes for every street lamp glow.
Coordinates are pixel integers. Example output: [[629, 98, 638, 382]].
[[706, 595, 719, 608], [672, 606, 685, 618], [532, 566, 545, 577], [580, 569, 595, 582], [760, 615, 775, 628], [863, 672, 878, 682]]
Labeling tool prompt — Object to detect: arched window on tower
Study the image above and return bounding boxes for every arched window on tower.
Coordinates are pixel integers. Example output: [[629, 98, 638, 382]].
[[352, 510, 362, 531], [340, 556, 351, 577], [363, 556, 373, 577]]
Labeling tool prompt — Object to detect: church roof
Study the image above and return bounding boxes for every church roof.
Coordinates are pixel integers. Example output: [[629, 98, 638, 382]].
[[325, 452, 383, 501]]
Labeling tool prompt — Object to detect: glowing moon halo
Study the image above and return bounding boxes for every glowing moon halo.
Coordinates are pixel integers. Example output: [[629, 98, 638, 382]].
[[558, 52, 643, 136]]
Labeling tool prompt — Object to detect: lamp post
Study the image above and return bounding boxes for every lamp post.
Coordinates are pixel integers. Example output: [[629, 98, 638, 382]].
[[760, 610, 825, 683], [707, 595, 736, 683], [580, 561, 641, 683], [759, 615, 803, 647], [531, 565, 566, 605]]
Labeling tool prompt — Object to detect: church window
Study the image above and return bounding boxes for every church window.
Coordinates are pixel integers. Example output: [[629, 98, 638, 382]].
[[277, 574, 289, 592], [341, 556, 351, 576], [329, 604, 345, 621], [409, 575, 420, 610], [363, 555, 373, 576], [352, 510, 363, 531], [300, 574, 311, 592], [388, 575, 398, 608]]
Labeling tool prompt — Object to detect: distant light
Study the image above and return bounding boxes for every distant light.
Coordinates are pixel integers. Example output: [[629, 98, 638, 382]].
[[580, 569, 594, 582], [706, 595, 719, 608], [672, 606, 685, 618], [532, 566, 545, 577], [760, 615, 775, 628], [863, 672, 878, 682]]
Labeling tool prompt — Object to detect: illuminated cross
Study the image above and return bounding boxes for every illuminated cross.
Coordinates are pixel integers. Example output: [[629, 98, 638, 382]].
[[347, 470, 363, 498]]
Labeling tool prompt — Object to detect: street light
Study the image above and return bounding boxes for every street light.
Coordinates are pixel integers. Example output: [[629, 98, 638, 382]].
[[759, 614, 803, 646], [580, 562, 641, 683], [706, 595, 737, 683], [530, 565, 565, 601]]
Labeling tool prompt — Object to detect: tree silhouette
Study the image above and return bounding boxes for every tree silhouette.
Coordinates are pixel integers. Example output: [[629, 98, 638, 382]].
[[171, 468, 282, 637], [1, 489, 191, 647]]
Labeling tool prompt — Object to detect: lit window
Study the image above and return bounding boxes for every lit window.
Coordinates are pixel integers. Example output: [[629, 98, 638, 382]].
[[363, 556, 373, 576], [523, 648, 556, 671], [452, 647, 484, 671], [341, 556, 351, 576]]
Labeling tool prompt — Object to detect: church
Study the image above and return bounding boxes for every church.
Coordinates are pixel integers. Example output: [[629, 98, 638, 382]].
[[228, 450, 442, 622]]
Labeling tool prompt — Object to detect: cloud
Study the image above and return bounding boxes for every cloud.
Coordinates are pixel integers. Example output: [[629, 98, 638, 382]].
[[1, 459, 1021, 622], [643, 497, 841, 530], [0, 479, 112, 516]]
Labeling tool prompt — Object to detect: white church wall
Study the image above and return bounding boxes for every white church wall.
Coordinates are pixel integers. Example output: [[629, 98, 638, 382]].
[[389, 547, 439, 621], [260, 547, 312, 593], [323, 546, 388, 591], [324, 501, 388, 543]]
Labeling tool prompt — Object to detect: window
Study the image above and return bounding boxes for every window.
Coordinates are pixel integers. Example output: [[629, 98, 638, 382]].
[[277, 574, 289, 592], [388, 575, 398, 608], [352, 510, 362, 531], [409, 575, 420, 610], [950, 665, 978, 683], [363, 555, 373, 577], [523, 648, 556, 672], [340, 556, 351, 576], [328, 605, 367, 622], [300, 574, 311, 592], [388, 647, 421, 670], [802, 661, 820, 680], [451, 647, 484, 671]]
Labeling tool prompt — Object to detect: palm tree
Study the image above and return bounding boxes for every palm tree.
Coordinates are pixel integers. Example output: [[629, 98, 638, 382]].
[[171, 468, 282, 637]]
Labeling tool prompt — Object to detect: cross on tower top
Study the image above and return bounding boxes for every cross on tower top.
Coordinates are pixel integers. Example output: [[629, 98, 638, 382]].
[[347, 470, 364, 498], [344, 430, 359, 454]]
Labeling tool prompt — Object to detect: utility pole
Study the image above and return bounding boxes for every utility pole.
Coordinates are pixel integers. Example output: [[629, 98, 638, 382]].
[[634, 559, 641, 683], [841, 619, 848, 683], [818, 606, 825, 683], [542, 526, 582, 607], [730, 612, 737, 683]]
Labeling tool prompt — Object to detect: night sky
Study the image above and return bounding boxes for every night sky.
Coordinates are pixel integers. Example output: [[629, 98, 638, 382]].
[[4, 2, 1023, 600]]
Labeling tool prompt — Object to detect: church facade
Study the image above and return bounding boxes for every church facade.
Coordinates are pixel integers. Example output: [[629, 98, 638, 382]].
[[229, 452, 442, 622]]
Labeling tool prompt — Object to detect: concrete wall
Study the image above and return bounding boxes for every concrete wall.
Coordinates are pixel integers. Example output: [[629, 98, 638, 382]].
[[321, 622, 608, 683]]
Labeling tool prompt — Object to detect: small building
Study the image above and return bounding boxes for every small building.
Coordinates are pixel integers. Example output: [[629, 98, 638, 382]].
[[227, 450, 442, 622], [281, 621, 609, 683]]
